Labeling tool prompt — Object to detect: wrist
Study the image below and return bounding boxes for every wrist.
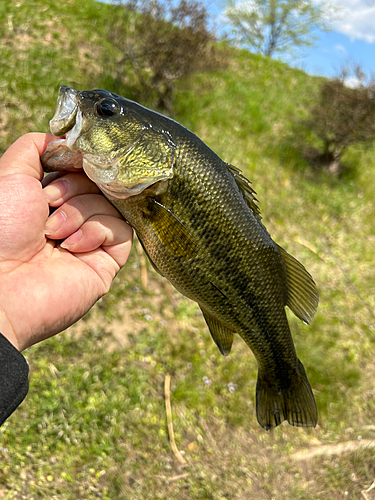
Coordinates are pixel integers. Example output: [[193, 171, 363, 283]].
[[0, 306, 20, 351]]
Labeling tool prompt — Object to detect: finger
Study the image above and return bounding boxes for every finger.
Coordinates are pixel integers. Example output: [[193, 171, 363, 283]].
[[44, 193, 124, 239], [43, 172, 101, 207], [59, 217, 133, 290], [42, 172, 61, 187], [0, 133, 57, 180], [61, 215, 133, 267], [66, 248, 129, 292]]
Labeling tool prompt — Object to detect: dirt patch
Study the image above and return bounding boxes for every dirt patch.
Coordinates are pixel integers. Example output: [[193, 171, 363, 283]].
[[291, 439, 375, 461]]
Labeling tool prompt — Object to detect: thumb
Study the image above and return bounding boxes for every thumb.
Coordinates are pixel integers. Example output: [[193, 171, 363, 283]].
[[0, 133, 57, 180]]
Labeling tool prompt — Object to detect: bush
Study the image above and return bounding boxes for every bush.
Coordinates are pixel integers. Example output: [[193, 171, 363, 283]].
[[107, 0, 225, 112], [306, 68, 375, 174]]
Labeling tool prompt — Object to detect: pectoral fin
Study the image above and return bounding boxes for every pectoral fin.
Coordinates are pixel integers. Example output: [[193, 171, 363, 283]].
[[143, 198, 196, 257], [277, 244, 319, 324], [200, 308, 234, 356]]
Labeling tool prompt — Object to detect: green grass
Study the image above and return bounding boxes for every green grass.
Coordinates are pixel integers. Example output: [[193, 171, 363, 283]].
[[1, 0, 375, 498]]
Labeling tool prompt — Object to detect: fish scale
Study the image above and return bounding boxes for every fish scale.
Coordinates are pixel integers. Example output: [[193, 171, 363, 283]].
[[42, 86, 319, 430]]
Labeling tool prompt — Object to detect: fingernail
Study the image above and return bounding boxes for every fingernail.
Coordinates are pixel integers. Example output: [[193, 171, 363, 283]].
[[60, 229, 82, 249], [44, 211, 66, 235], [44, 179, 69, 203]]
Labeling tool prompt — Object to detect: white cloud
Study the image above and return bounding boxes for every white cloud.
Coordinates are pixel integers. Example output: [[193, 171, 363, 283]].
[[323, 0, 375, 43], [225, 1, 375, 44], [223, 0, 375, 45], [334, 44, 347, 52], [344, 76, 362, 87]]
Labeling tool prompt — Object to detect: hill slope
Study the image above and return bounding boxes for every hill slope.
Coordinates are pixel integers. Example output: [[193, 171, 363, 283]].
[[1, 1, 375, 499]]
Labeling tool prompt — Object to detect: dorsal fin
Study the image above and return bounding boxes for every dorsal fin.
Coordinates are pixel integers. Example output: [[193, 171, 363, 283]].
[[200, 308, 235, 356], [277, 244, 319, 324], [226, 163, 261, 218]]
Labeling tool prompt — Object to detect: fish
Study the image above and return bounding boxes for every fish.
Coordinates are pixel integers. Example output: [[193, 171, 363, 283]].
[[42, 86, 319, 430]]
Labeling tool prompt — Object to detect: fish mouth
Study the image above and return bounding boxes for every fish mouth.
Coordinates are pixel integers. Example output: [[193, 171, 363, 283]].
[[49, 86, 80, 136], [42, 86, 86, 172]]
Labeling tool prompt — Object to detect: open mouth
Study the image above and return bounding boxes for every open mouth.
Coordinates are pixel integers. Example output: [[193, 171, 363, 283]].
[[42, 87, 86, 173], [49, 86, 80, 136], [41, 138, 84, 172]]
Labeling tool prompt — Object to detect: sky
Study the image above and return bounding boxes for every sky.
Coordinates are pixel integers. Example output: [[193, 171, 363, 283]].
[[300, 0, 375, 80], [208, 0, 375, 81], [102, 0, 375, 81]]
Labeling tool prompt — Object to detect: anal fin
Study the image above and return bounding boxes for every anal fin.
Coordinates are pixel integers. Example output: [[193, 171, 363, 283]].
[[200, 308, 234, 356]]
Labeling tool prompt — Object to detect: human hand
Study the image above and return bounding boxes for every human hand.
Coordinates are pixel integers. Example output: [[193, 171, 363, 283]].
[[0, 133, 133, 351]]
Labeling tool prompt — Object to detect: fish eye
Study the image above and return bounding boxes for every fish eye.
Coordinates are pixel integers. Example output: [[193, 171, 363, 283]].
[[95, 98, 119, 117]]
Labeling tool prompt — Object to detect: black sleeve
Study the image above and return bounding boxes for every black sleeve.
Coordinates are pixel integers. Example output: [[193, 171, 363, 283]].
[[0, 333, 29, 426]]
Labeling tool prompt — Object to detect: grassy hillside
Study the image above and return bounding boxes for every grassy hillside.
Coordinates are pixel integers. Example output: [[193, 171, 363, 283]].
[[1, 1, 375, 499]]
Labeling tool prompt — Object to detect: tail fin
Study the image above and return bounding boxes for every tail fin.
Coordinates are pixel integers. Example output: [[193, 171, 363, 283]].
[[256, 360, 317, 430]]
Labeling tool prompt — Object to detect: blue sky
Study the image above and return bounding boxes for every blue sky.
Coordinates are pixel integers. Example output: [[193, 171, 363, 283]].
[[296, 20, 375, 79], [209, 0, 375, 81], [102, 0, 375, 81]]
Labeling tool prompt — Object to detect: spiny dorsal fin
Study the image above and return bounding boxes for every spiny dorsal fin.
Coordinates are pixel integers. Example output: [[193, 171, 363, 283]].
[[200, 307, 235, 356], [277, 244, 319, 324], [226, 163, 261, 218], [143, 198, 196, 257]]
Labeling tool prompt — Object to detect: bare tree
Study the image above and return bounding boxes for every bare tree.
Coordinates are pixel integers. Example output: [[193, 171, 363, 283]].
[[223, 0, 334, 57], [107, 0, 223, 112]]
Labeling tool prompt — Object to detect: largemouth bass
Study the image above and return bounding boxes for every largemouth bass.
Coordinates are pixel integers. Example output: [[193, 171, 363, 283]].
[[42, 86, 319, 430]]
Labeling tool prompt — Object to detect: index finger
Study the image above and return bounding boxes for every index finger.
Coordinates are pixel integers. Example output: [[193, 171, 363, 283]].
[[0, 133, 57, 180]]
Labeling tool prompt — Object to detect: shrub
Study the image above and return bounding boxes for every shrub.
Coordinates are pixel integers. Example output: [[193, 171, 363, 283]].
[[306, 68, 375, 174], [107, 0, 224, 112]]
